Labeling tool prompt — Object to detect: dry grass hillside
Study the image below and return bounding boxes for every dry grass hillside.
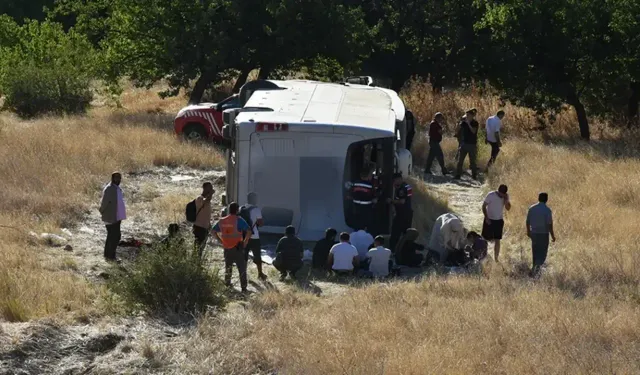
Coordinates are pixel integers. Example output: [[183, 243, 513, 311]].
[[1, 80, 639, 374], [0, 85, 224, 321]]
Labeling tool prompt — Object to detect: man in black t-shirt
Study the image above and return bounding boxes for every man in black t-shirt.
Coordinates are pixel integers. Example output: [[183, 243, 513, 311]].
[[455, 109, 479, 180]]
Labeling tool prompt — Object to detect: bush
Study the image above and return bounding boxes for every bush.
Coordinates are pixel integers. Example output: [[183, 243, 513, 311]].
[[109, 237, 227, 316], [0, 17, 96, 118]]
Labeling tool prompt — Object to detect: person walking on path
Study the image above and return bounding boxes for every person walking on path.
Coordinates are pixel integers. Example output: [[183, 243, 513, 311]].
[[239, 192, 267, 280], [424, 112, 448, 176], [482, 184, 511, 262], [485, 110, 505, 170], [273, 225, 304, 281], [193, 182, 214, 258], [100, 172, 126, 262], [455, 109, 479, 180], [526, 193, 556, 277], [212, 202, 252, 293]]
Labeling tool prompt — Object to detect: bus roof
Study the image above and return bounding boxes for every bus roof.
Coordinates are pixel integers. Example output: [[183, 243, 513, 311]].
[[234, 80, 405, 135]]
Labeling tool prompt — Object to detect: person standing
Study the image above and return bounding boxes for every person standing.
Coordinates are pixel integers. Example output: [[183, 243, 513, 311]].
[[424, 112, 448, 176], [388, 173, 413, 251], [193, 182, 214, 258], [239, 192, 267, 280], [212, 202, 252, 293], [348, 167, 377, 231], [274, 226, 304, 281], [99, 172, 126, 262], [405, 109, 416, 151], [526, 193, 556, 277], [482, 184, 511, 262], [485, 110, 505, 170], [455, 109, 479, 180]]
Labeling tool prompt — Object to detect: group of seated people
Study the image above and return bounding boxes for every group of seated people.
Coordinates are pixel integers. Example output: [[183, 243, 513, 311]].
[[303, 212, 489, 279]]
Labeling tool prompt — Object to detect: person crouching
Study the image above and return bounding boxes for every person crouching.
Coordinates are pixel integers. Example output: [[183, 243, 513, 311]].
[[273, 225, 304, 281]]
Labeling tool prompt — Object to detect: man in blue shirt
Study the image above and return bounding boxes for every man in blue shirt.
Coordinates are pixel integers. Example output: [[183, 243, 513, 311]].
[[526, 193, 556, 277]]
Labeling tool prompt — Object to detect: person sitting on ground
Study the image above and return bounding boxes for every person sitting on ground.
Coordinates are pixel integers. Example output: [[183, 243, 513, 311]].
[[466, 231, 488, 261], [312, 228, 338, 270], [328, 232, 359, 275], [273, 225, 304, 281], [428, 213, 466, 264], [350, 226, 374, 267], [394, 228, 425, 267], [366, 235, 393, 278]]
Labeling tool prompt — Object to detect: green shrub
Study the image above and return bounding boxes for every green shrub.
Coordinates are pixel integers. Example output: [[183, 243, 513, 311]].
[[109, 237, 227, 316], [0, 17, 96, 118]]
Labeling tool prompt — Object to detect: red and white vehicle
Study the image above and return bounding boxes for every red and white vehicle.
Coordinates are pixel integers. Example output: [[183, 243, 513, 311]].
[[174, 94, 241, 141]]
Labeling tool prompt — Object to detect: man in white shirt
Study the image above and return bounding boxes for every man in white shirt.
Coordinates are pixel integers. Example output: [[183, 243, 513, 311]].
[[350, 227, 374, 262], [485, 110, 505, 170], [328, 232, 359, 275], [240, 192, 267, 280], [482, 184, 512, 262], [366, 236, 392, 278], [428, 213, 466, 264]]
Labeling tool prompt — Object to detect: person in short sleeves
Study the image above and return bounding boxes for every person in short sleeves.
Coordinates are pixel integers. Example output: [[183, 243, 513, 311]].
[[482, 184, 511, 262], [328, 232, 359, 275], [485, 110, 505, 170], [212, 202, 251, 292]]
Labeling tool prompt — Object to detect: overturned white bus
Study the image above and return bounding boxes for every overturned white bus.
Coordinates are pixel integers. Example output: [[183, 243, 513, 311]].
[[221, 79, 412, 241]]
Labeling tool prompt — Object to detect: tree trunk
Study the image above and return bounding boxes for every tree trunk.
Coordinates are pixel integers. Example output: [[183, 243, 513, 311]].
[[258, 67, 271, 80], [189, 71, 214, 104], [628, 81, 639, 125], [232, 68, 251, 93], [567, 92, 590, 140]]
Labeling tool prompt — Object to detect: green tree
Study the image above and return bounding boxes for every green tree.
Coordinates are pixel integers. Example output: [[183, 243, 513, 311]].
[[610, 0, 640, 123], [357, 0, 482, 92], [0, 16, 97, 117], [478, 0, 628, 140], [0, 0, 55, 23], [92, 0, 368, 104]]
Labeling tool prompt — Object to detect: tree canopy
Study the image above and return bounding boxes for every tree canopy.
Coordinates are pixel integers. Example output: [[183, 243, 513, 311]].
[[1, 0, 639, 137]]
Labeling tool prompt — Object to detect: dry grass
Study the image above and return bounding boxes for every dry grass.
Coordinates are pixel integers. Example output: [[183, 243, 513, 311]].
[[2, 79, 640, 373], [0, 84, 224, 321], [162, 81, 640, 374]]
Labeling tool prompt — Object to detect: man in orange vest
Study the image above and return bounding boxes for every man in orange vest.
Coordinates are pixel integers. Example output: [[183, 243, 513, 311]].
[[212, 202, 252, 292]]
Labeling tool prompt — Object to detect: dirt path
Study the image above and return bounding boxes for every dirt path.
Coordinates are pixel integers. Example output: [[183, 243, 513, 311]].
[[1, 168, 487, 374], [421, 174, 486, 231]]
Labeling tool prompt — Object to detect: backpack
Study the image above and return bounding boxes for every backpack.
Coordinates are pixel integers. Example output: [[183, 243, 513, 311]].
[[185, 199, 197, 223], [238, 205, 256, 230]]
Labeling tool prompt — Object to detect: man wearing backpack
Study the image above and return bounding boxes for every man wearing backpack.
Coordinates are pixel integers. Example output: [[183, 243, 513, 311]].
[[239, 192, 267, 280], [191, 182, 214, 258]]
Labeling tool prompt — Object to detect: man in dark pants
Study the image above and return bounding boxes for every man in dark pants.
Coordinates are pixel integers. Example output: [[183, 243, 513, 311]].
[[425, 112, 448, 176], [388, 173, 413, 251], [99, 172, 126, 262], [348, 167, 377, 231], [274, 225, 304, 281], [240, 192, 267, 280], [212, 202, 252, 293], [193, 182, 214, 258], [455, 109, 479, 180], [526, 193, 556, 277], [485, 110, 505, 170], [405, 110, 416, 151]]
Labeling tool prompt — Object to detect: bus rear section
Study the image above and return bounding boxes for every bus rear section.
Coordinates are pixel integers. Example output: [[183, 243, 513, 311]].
[[243, 128, 395, 241]]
